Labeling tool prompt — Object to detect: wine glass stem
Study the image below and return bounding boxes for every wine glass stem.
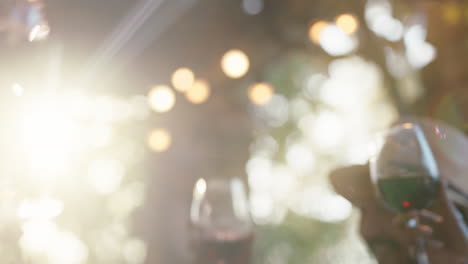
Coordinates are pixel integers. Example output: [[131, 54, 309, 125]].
[[415, 236, 430, 264]]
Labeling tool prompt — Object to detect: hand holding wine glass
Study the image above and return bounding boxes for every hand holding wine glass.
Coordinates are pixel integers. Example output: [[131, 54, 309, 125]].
[[370, 123, 444, 263], [331, 165, 468, 264], [189, 177, 253, 264]]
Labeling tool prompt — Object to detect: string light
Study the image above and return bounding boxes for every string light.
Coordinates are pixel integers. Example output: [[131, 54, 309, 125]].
[[308, 20, 328, 44], [171, 67, 195, 92], [147, 128, 172, 152], [221, 49, 250, 79], [147, 85, 175, 113], [335, 14, 359, 34], [186, 79, 210, 104], [248, 82, 274, 105]]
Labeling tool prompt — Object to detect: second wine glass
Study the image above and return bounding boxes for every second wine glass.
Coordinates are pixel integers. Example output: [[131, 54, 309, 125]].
[[189, 177, 253, 264]]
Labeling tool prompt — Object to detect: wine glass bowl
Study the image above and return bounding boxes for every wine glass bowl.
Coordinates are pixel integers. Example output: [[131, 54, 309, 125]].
[[189, 177, 253, 264], [371, 123, 440, 213], [370, 122, 443, 264]]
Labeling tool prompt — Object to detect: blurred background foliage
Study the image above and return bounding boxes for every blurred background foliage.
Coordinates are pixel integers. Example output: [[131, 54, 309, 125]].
[[0, 0, 467, 263]]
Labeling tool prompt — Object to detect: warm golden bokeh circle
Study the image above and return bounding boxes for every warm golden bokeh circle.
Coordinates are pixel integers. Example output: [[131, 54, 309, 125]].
[[248, 82, 274, 105], [221, 49, 250, 79], [147, 85, 176, 113], [172, 67, 195, 92], [335, 14, 359, 34], [147, 128, 172, 152], [186, 79, 211, 104], [308, 20, 328, 44]]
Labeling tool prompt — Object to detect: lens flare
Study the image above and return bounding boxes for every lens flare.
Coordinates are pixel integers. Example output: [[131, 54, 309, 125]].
[[20, 104, 81, 173]]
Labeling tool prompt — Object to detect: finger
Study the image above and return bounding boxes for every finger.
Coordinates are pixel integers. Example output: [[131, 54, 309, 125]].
[[329, 164, 373, 208], [426, 239, 444, 249], [416, 224, 433, 237], [419, 209, 443, 223], [432, 178, 468, 252]]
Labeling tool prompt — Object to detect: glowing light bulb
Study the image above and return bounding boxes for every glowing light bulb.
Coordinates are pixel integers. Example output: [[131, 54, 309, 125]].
[[248, 82, 274, 105], [308, 20, 328, 44], [185, 79, 210, 104], [172, 67, 195, 92], [148, 85, 175, 113], [221, 49, 250, 79], [335, 14, 359, 34], [147, 128, 172, 152]]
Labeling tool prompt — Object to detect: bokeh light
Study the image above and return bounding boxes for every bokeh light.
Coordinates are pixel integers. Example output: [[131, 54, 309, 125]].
[[20, 103, 81, 173], [335, 14, 359, 34], [365, 0, 403, 42], [123, 239, 147, 264], [285, 144, 315, 173], [18, 199, 64, 220], [147, 128, 172, 152], [404, 24, 436, 69], [248, 82, 274, 105], [242, 0, 264, 15], [312, 111, 345, 149], [185, 79, 210, 104], [20, 220, 89, 264], [171, 67, 195, 92], [257, 94, 289, 127], [147, 85, 176, 113], [2, 89, 148, 264], [290, 187, 352, 222], [194, 178, 207, 199], [29, 24, 50, 42], [20, 219, 59, 253], [308, 20, 328, 44], [442, 2, 461, 25], [12, 83, 24, 96], [88, 159, 126, 195], [47, 231, 89, 264], [108, 182, 145, 217], [221, 49, 250, 79], [319, 24, 357, 56]]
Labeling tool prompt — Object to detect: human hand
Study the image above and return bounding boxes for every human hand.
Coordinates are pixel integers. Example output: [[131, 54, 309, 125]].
[[330, 164, 468, 264]]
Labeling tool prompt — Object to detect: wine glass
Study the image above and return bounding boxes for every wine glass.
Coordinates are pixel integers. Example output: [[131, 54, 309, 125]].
[[189, 177, 253, 264], [370, 122, 440, 264]]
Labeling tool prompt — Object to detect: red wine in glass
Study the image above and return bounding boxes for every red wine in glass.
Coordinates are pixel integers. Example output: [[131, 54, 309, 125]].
[[192, 227, 254, 264], [377, 174, 439, 212], [190, 178, 253, 264]]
